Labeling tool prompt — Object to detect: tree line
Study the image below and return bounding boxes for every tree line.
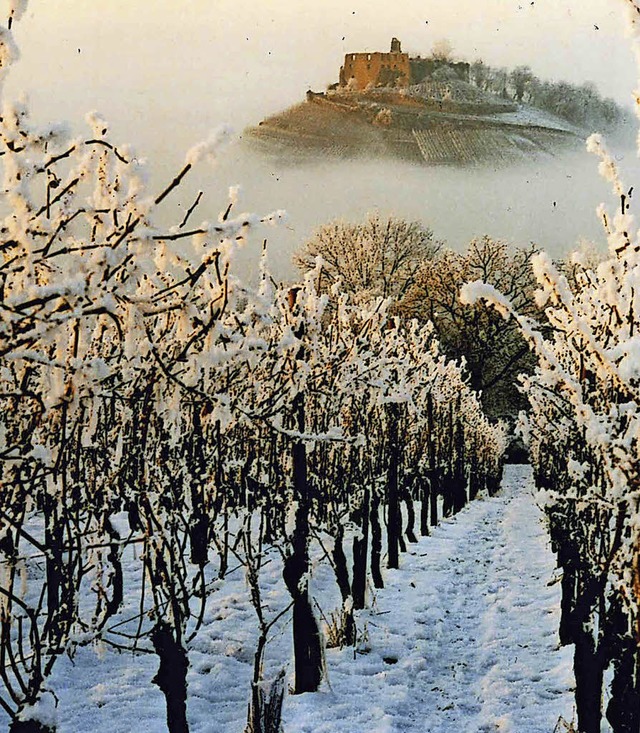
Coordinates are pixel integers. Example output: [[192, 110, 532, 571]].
[[295, 214, 546, 423], [469, 59, 626, 132]]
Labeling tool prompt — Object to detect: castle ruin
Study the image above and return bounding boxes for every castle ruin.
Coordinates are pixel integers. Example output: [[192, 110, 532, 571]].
[[339, 38, 411, 89], [339, 38, 470, 90]]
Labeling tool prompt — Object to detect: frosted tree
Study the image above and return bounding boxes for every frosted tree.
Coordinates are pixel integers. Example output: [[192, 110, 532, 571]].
[[293, 214, 440, 304], [400, 237, 540, 418], [431, 38, 454, 62], [0, 4, 283, 730], [460, 3, 640, 723]]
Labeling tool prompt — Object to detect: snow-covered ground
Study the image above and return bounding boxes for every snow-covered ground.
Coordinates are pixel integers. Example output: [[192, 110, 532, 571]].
[[489, 105, 583, 135], [47, 464, 575, 733]]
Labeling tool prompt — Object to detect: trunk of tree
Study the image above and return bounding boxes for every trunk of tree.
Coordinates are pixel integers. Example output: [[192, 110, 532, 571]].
[[331, 524, 357, 645], [573, 626, 603, 733], [263, 506, 276, 546], [352, 487, 369, 610], [246, 628, 285, 733], [442, 470, 454, 518], [370, 493, 384, 589], [403, 489, 418, 544], [188, 411, 209, 568], [218, 515, 229, 579], [607, 646, 640, 733], [486, 463, 503, 496], [397, 532, 407, 555], [605, 602, 640, 733], [246, 671, 285, 733], [188, 490, 208, 568], [452, 475, 467, 514], [442, 403, 455, 518], [386, 404, 401, 570], [216, 419, 229, 578], [283, 544, 324, 694], [332, 525, 351, 602], [468, 459, 481, 501], [427, 393, 438, 528], [429, 469, 439, 527], [452, 412, 467, 513], [43, 499, 63, 644], [559, 565, 576, 647], [151, 621, 190, 733], [282, 393, 323, 694], [419, 473, 430, 536], [102, 518, 124, 624], [555, 532, 576, 648]]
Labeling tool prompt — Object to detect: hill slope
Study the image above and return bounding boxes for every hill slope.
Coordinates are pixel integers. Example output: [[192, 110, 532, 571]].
[[245, 82, 584, 165]]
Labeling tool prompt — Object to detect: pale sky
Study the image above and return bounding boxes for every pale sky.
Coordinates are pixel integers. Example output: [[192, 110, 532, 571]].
[[4, 0, 638, 163]]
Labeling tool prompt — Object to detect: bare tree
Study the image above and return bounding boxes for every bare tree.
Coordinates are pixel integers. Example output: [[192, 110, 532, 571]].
[[398, 236, 540, 418], [293, 214, 440, 303], [508, 66, 536, 103], [468, 57, 625, 131], [470, 59, 489, 91], [431, 38, 454, 62]]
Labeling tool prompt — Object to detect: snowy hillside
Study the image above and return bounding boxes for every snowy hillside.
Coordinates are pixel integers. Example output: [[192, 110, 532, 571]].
[[246, 84, 582, 165]]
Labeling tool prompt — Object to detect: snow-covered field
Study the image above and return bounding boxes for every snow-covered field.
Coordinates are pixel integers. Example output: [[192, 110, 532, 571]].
[[47, 464, 575, 733], [489, 106, 583, 134]]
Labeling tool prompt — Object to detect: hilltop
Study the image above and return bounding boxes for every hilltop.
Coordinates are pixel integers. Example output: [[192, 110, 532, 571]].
[[244, 80, 584, 166], [242, 36, 619, 166]]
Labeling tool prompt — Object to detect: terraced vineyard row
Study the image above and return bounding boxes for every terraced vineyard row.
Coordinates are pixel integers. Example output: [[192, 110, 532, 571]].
[[411, 126, 540, 164]]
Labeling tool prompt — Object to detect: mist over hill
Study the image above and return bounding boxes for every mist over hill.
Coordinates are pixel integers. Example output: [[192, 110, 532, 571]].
[[202, 141, 631, 284], [244, 38, 629, 166]]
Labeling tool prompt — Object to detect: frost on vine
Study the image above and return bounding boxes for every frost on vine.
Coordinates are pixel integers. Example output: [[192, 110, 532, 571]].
[[0, 5, 507, 733], [462, 5, 640, 729]]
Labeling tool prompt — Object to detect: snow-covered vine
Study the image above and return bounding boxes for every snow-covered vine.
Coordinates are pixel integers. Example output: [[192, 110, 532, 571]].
[[0, 5, 506, 732], [460, 6, 640, 730]]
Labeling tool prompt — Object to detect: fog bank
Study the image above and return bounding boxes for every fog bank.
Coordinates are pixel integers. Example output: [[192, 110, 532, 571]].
[[179, 142, 634, 283]]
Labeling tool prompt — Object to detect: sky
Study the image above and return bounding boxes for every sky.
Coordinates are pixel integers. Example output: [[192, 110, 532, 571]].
[[4, 0, 638, 161], [2, 0, 638, 276]]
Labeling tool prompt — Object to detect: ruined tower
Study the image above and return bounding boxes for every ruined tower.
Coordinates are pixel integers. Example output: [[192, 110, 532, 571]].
[[339, 38, 410, 89]]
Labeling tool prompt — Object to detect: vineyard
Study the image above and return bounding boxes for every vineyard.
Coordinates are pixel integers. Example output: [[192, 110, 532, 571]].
[[46, 465, 575, 733], [410, 127, 551, 165], [0, 7, 506, 732], [462, 129, 640, 733], [2, 1, 640, 733], [248, 92, 581, 165]]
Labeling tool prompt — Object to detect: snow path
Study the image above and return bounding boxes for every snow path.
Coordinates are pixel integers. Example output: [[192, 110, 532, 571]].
[[48, 464, 575, 732], [285, 464, 575, 733]]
